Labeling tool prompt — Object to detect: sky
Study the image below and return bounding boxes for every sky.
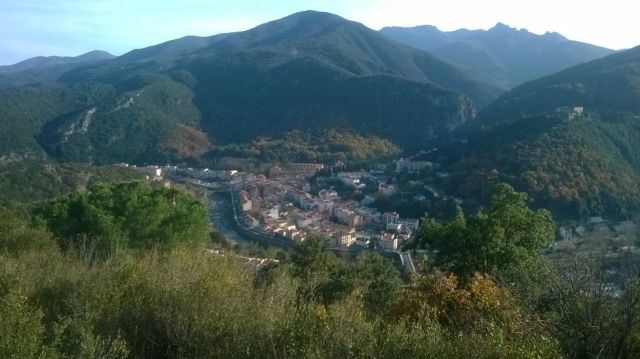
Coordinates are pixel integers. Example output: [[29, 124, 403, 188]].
[[1, 0, 638, 66]]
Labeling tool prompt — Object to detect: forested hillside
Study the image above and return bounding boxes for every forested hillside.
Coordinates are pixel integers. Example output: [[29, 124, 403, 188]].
[[208, 130, 400, 164], [445, 46, 640, 219]]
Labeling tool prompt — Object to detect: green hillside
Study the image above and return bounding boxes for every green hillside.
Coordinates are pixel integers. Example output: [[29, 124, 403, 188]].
[[448, 46, 640, 219], [453, 112, 640, 219], [0, 77, 203, 165], [208, 129, 400, 165]]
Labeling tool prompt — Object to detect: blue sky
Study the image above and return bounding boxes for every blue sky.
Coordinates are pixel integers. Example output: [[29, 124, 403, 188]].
[[1, 0, 638, 65]]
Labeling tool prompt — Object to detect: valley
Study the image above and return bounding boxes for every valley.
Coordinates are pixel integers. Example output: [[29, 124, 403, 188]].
[[3, 6, 640, 358]]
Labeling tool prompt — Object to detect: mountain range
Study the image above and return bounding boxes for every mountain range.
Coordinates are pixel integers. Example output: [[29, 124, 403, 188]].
[[381, 23, 614, 88], [1, 10, 639, 219], [0, 11, 504, 165]]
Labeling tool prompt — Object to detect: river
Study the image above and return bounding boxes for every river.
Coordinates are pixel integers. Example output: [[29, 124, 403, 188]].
[[207, 191, 252, 246]]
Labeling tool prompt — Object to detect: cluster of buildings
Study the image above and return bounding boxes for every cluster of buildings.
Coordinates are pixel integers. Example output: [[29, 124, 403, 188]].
[[131, 158, 469, 252], [235, 167, 419, 250], [556, 106, 585, 120]]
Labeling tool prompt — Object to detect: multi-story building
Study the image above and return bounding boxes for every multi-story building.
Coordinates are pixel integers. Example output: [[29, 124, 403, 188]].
[[319, 189, 339, 201], [383, 212, 400, 227], [334, 228, 356, 247], [396, 218, 419, 231], [378, 233, 398, 250], [334, 207, 363, 228], [319, 200, 334, 216]]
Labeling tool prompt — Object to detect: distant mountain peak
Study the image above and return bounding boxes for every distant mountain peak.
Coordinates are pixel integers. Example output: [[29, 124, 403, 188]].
[[287, 9, 343, 19], [543, 31, 568, 42], [490, 22, 516, 32], [410, 24, 441, 32], [81, 50, 115, 58], [276, 10, 348, 26]]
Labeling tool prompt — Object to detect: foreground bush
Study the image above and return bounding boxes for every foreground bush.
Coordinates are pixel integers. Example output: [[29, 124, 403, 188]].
[[0, 242, 565, 358], [37, 180, 210, 256]]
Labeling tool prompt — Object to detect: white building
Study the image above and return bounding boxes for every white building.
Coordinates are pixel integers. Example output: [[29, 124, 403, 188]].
[[354, 232, 372, 247], [296, 216, 314, 229], [396, 218, 419, 231], [378, 233, 398, 250], [334, 207, 362, 227]]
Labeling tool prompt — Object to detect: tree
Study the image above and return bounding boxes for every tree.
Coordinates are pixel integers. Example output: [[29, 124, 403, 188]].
[[38, 180, 210, 256], [417, 183, 555, 279], [393, 271, 559, 357], [289, 237, 349, 305], [355, 253, 402, 316], [526, 259, 640, 358]]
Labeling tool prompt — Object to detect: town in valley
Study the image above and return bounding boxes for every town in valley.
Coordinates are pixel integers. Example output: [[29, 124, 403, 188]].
[[127, 145, 640, 267]]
